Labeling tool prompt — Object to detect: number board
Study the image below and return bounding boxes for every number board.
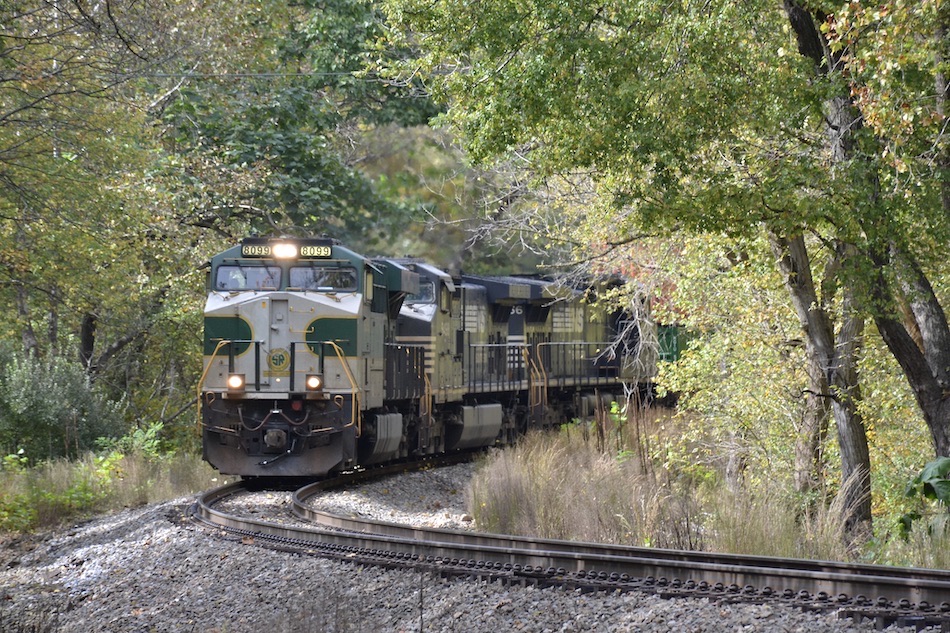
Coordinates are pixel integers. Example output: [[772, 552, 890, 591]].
[[240, 241, 333, 259], [300, 245, 332, 258], [241, 244, 272, 257]]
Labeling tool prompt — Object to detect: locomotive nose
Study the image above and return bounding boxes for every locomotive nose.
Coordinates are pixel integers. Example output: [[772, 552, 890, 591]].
[[264, 428, 288, 449]]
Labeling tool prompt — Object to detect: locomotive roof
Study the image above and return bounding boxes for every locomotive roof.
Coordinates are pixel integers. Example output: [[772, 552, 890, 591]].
[[461, 274, 542, 303], [391, 260, 455, 292], [372, 258, 420, 295], [209, 237, 365, 267], [461, 274, 580, 303]]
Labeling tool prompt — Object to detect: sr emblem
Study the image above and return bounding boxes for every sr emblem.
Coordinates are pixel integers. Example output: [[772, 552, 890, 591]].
[[268, 348, 290, 372]]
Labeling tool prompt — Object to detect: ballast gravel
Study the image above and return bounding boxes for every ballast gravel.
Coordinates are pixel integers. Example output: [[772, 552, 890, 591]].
[[0, 464, 931, 632]]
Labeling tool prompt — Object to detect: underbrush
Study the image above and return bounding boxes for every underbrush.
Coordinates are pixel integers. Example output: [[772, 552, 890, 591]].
[[467, 407, 947, 568], [878, 523, 950, 569], [0, 451, 225, 533], [468, 429, 705, 549]]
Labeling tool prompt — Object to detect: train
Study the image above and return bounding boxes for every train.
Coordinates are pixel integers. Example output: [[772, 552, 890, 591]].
[[198, 236, 657, 477]]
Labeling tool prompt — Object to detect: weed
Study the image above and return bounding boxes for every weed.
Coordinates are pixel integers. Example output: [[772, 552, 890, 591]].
[[0, 452, 223, 533], [466, 406, 950, 566]]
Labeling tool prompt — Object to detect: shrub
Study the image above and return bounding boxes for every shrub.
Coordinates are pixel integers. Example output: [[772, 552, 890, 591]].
[[0, 349, 126, 462], [900, 456, 950, 534], [0, 449, 224, 533]]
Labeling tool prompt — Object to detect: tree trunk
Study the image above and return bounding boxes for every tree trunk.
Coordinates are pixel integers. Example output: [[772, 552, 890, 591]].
[[47, 286, 59, 357], [80, 312, 96, 371], [878, 314, 950, 457], [780, 1, 879, 533], [795, 335, 830, 495], [16, 284, 39, 358], [829, 282, 872, 534], [768, 232, 872, 532], [872, 251, 950, 457]]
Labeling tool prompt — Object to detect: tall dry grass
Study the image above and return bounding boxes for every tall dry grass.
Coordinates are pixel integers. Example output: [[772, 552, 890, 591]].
[[468, 416, 704, 549], [704, 471, 866, 561], [466, 404, 941, 565]]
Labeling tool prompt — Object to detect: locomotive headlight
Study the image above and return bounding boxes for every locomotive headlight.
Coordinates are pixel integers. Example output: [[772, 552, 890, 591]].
[[227, 373, 246, 393], [305, 373, 324, 391], [272, 242, 298, 259]]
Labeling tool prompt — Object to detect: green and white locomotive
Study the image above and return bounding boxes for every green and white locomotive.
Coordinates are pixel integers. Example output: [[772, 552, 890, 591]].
[[199, 236, 655, 477]]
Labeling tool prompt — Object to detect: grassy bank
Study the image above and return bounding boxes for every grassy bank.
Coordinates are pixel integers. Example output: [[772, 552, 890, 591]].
[[467, 409, 950, 568], [468, 425, 852, 556], [0, 451, 227, 533]]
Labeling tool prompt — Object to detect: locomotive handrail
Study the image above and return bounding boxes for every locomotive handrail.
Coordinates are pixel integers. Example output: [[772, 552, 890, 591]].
[[211, 339, 263, 389], [466, 342, 530, 392], [532, 341, 552, 389], [321, 340, 362, 438], [196, 339, 233, 432], [535, 340, 624, 387], [198, 337, 361, 436], [523, 346, 546, 415]]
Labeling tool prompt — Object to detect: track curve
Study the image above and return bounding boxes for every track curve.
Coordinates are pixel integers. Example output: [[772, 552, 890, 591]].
[[191, 470, 950, 630]]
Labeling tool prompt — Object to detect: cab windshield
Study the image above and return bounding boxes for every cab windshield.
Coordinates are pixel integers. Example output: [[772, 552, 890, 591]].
[[289, 266, 357, 291], [215, 265, 281, 291], [406, 281, 435, 304]]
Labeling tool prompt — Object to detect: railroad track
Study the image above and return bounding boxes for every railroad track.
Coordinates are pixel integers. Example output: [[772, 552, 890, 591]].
[[191, 463, 950, 631]]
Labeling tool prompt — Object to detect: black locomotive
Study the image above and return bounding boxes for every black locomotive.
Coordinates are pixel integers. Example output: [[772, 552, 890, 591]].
[[199, 236, 655, 477]]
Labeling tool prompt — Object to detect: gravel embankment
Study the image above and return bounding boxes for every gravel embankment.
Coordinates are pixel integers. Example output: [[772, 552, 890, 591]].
[[0, 464, 932, 632]]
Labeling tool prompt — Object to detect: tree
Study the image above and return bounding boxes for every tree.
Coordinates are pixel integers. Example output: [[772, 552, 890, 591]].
[[2, 1, 181, 359], [382, 0, 950, 532], [819, 0, 950, 463], [157, 0, 440, 251], [0, 1, 220, 448]]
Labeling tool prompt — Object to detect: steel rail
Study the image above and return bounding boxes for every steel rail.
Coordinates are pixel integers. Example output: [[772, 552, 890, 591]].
[[293, 485, 950, 600], [290, 487, 950, 608], [191, 472, 950, 627]]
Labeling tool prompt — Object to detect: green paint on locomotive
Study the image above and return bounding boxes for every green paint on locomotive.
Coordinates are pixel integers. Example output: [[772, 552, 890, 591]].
[[203, 316, 253, 355], [658, 324, 688, 362], [305, 317, 358, 357]]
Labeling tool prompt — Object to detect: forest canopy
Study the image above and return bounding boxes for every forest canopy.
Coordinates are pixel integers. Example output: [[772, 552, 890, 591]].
[[1, 0, 948, 541]]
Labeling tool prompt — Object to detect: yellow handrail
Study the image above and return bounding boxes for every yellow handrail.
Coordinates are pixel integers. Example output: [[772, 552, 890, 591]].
[[322, 341, 363, 438], [523, 344, 547, 413], [197, 339, 363, 438], [196, 339, 232, 432]]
